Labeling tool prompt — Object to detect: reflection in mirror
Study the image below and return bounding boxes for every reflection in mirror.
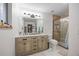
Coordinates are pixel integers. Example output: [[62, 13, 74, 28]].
[[22, 17, 43, 35], [0, 3, 6, 23], [0, 3, 12, 28]]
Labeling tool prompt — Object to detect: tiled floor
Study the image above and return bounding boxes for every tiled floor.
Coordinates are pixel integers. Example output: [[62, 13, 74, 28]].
[[30, 45, 68, 56], [57, 45, 68, 56]]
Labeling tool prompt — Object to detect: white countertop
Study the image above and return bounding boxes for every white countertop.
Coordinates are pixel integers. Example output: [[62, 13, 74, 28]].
[[15, 34, 48, 37]]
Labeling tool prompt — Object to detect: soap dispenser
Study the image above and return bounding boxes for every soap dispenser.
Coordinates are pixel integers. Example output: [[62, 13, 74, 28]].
[[0, 20, 4, 27]]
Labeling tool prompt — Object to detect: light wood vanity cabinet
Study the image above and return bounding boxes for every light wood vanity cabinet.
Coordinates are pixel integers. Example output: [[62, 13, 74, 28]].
[[38, 36, 48, 51], [15, 37, 32, 55], [15, 35, 48, 56]]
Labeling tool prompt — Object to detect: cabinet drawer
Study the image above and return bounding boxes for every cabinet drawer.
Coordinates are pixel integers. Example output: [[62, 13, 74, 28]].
[[38, 36, 48, 40], [24, 46, 32, 51], [32, 43, 37, 47], [41, 36, 48, 38], [32, 41, 37, 45], [15, 44, 24, 56], [32, 43, 37, 48], [23, 37, 31, 41], [32, 41, 37, 43], [23, 37, 32, 43], [32, 48, 38, 52], [31, 36, 37, 39], [32, 39, 37, 42], [16, 47, 24, 53], [33, 44, 37, 47], [15, 38, 23, 43], [32, 40, 37, 45]]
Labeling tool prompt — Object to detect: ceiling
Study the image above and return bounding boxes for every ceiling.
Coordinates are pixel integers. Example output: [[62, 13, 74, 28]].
[[16, 3, 69, 18]]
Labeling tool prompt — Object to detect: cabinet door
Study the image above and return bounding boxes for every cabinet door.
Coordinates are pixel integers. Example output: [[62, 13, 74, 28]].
[[42, 39, 48, 50], [53, 15, 61, 42], [15, 38, 24, 56], [41, 36, 48, 50], [38, 36, 48, 51], [23, 37, 32, 55], [37, 37, 43, 51]]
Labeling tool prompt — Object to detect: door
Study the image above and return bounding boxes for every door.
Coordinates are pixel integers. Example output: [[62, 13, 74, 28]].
[[53, 15, 61, 42]]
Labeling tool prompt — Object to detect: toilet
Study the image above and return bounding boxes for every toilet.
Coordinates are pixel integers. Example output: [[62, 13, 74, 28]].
[[49, 39, 58, 51]]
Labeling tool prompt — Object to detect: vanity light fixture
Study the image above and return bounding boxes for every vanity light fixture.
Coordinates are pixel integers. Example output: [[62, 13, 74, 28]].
[[24, 12, 41, 18], [31, 14, 35, 18], [27, 13, 30, 15], [35, 15, 38, 16], [24, 13, 26, 15]]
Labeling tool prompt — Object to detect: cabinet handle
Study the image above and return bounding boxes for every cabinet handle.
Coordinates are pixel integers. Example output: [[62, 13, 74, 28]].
[[33, 49, 36, 50], [32, 38, 36, 39], [33, 41, 37, 43], [24, 43, 26, 45], [23, 39, 27, 40], [33, 45, 37, 47]]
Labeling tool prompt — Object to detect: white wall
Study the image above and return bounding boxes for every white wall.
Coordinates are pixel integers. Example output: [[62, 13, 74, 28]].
[[68, 4, 79, 56], [43, 13, 53, 35], [0, 4, 53, 56], [43, 13, 53, 39], [0, 29, 15, 56]]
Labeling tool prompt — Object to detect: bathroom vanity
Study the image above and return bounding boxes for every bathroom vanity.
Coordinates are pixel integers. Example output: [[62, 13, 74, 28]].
[[15, 12, 48, 56], [15, 35, 49, 56]]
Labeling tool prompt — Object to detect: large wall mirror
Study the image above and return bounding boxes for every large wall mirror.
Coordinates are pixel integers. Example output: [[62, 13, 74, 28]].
[[22, 17, 43, 35]]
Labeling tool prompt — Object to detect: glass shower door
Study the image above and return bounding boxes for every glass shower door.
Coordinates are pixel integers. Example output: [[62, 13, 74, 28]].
[[59, 17, 69, 49]]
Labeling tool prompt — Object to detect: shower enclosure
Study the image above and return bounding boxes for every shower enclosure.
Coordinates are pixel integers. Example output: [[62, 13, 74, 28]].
[[59, 17, 69, 49], [53, 15, 69, 49]]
